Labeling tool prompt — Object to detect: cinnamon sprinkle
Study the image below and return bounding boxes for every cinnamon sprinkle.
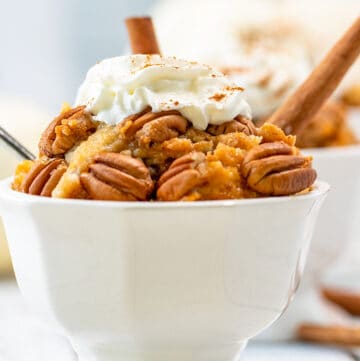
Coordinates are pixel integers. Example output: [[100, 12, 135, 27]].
[[225, 86, 244, 92], [209, 93, 226, 101]]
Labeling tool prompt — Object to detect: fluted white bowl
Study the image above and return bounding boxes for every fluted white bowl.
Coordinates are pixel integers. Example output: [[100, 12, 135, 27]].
[[0, 178, 328, 361], [303, 145, 360, 277]]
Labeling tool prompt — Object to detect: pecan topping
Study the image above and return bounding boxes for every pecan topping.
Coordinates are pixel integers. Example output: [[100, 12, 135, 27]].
[[20, 159, 67, 197], [123, 109, 188, 144], [207, 116, 257, 136], [241, 142, 316, 195], [157, 152, 206, 201], [80, 153, 154, 201], [39, 105, 98, 157]]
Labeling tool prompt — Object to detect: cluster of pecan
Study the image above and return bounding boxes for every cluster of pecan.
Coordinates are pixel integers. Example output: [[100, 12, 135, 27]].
[[17, 106, 316, 200], [20, 158, 67, 197], [19, 106, 99, 197]]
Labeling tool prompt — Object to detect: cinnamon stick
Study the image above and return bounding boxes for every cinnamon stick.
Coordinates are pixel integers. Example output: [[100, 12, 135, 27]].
[[269, 16, 360, 135], [322, 287, 360, 316], [125, 17, 161, 55]]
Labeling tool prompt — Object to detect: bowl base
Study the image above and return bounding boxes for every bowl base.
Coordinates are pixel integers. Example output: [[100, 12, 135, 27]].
[[75, 341, 247, 361]]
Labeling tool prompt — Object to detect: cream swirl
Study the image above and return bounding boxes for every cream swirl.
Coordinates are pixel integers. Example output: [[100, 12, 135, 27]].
[[219, 22, 313, 120], [223, 49, 312, 119], [75, 55, 251, 130]]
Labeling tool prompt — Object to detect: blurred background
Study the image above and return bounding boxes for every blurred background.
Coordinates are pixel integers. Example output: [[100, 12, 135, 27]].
[[0, 0, 360, 359], [0, 0, 359, 113], [0, 0, 156, 113], [0, 0, 157, 280]]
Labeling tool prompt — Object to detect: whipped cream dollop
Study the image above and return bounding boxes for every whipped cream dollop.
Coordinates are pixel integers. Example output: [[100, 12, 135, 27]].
[[218, 22, 313, 120], [223, 47, 312, 119], [153, 0, 314, 119], [75, 55, 251, 130]]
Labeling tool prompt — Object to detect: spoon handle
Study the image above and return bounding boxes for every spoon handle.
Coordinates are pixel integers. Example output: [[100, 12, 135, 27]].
[[0, 126, 36, 160]]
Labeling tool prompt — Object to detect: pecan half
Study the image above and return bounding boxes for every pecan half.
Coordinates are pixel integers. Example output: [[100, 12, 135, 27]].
[[207, 116, 257, 136], [123, 109, 188, 144], [241, 142, 316, 196], [80, 153, 154, 201], [20, 159, 67, 197], [157, 152, 206, 201], [39, 105, 98, 157]]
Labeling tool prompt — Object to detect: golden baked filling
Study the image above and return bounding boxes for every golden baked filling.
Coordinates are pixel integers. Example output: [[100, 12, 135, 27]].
[[257, 101, 357, 149], [296, 101, 357, 148], [342, 84, 360, 106], [12, 106, 316, 201]]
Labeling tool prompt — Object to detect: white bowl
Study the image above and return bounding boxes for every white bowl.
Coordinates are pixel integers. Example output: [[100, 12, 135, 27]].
[[0, 178, 328, 361], [259, 144, 360, 340], [303, 145, 360, 277]]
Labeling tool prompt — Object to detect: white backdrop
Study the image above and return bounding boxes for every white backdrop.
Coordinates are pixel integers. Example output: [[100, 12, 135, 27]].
[[0, 0, 156, 113]]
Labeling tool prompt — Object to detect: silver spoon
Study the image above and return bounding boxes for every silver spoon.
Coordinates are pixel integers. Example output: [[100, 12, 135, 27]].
[[0, 126, 35, 160]]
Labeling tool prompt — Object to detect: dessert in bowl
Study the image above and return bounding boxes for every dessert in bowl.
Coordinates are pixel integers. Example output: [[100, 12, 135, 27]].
[[11, 54, 317, 202], [0, 16, 339, 361]]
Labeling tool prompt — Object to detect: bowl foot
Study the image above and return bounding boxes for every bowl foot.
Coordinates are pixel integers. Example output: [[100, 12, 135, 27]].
[[75, 341, 247, 361]]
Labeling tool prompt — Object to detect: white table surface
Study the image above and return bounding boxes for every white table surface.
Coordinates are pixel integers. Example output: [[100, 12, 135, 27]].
[[0, 279, 355, 361]]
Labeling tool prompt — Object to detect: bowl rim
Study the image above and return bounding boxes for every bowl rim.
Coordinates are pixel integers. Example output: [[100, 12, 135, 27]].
[[0, 177, 329, 209]]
